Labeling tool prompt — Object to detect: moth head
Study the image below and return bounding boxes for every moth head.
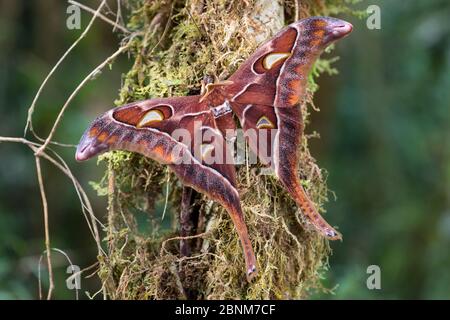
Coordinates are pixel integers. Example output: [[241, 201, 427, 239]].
[[75, 105, 137, 162], [75, 113, 113, 162], [301, 16, 353, 49]]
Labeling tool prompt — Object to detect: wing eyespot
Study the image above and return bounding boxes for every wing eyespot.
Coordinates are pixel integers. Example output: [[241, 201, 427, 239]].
[[113, 104, 173, 128], [256, 116, 275, 129], [253, 52, 291, 74], [262, 53, 291, 70], [137, 109, 164, 128]]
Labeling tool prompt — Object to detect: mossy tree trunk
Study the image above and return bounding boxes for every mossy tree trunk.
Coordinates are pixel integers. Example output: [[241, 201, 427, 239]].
[[94, 0, 355, 299]]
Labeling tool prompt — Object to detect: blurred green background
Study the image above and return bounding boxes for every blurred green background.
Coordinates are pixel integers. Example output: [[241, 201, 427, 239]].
[[0, 0, 448, 299]]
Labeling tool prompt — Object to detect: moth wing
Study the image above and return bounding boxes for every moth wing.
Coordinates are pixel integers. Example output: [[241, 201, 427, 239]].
[[232, 101, 341, 240], [226, 17, 352, 109], [76, 95, 257, 280], [223, 16, 353, 240], [226, 25, 298, 107]]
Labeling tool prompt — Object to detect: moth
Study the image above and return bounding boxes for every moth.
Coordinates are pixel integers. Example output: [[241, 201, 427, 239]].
[[76, 17, 353, 282]]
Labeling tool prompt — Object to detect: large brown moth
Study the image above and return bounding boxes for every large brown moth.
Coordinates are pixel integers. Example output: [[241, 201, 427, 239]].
[[76, 17, 353, 282]]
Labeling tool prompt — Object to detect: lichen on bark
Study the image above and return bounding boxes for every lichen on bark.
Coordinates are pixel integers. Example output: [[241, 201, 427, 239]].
[[92, 0, 358, 299]]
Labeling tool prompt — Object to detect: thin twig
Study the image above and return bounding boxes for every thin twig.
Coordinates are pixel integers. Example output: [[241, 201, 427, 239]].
[[35, 43, 131, 157], [0, 136, 105, 256], [46, 148, 105, 255], [161, 169, 171, 221], [1, 136, 106, 298], [2, 0, 129, 301], [66, 264, 97, 282], [160, 231, 210, 256], [107, 159, 116, 251], [35, 157, 54, 300], [147, 2, 174, 56], [114, 0, 125, 33], [24, 0, 107, 137], [38, 248, 80, 300]]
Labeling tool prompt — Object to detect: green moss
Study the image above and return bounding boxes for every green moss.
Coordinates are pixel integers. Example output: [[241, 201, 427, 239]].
[[93, 0, 359, 299]]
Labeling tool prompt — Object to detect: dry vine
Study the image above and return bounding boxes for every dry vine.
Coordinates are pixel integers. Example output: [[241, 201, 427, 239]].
[[0, 0, 131, 299]]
